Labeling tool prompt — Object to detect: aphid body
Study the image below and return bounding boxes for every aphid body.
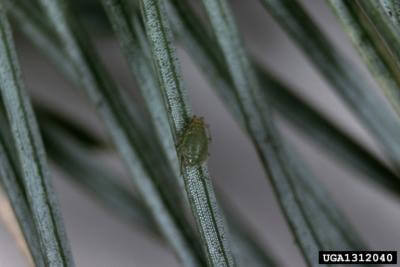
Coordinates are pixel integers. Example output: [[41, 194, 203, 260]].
[[178, 116, 210, 167]]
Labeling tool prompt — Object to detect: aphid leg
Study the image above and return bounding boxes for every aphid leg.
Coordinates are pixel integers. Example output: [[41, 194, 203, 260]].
[[205, 123, 212, 143], [180, 158, 185, 176]]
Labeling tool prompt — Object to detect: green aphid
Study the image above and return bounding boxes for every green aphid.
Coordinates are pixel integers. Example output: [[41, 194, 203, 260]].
[[178, 116, 211, 168]]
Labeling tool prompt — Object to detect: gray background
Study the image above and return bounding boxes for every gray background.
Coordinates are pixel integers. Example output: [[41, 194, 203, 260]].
[[1, 0, 400, 266]]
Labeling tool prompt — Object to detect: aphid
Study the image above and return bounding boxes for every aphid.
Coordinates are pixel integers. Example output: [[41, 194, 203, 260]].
[[178, 116, 211, 168]]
